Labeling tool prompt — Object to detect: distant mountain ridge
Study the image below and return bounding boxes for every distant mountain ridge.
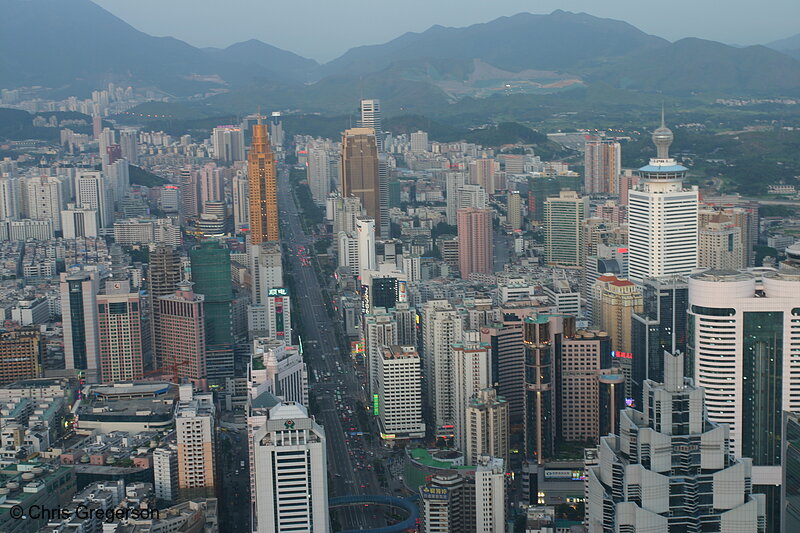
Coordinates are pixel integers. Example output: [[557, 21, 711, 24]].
[[3, 0, 800, 111], [766, 33, 800, 60]]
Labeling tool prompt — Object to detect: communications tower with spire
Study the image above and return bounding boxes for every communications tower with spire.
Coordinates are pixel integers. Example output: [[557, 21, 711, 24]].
[[627, 111, 699, 283]]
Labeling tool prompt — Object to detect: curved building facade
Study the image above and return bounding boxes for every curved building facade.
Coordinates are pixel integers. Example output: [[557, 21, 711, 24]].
[[688, 269, 800, 482]]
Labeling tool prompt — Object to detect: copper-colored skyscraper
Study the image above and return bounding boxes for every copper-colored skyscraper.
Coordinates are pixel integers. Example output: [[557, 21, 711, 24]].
[[248, 122, 279, 243], [341, 128, 381, 235]]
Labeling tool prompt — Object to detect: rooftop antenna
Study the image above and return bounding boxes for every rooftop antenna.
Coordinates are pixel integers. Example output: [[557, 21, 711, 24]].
[[661, 102, 666, 129]]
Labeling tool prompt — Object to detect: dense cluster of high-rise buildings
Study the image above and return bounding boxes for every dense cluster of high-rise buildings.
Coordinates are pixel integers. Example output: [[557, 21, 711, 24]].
[[0, 86, 797, 533]]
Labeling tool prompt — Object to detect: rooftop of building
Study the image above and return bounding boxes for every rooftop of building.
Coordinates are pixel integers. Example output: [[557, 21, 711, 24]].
[[409, 448, 474, 470], [87, 382, 174, 400], [382, 345, 418, 359]]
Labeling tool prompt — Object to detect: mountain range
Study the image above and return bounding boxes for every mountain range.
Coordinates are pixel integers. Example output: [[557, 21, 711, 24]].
[[3, 0, 800, 114]]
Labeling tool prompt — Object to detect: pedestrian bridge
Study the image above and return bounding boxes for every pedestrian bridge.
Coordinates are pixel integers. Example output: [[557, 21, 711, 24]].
[[329, 495, 419, 533]]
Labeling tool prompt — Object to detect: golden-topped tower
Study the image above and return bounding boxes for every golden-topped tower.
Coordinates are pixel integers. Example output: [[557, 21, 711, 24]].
[[247, 121, 278, 243]]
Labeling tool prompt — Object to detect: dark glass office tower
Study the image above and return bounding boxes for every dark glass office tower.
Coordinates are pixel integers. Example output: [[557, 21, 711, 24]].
[[189, 240, 233, 345], [631, 276, 688, 405]]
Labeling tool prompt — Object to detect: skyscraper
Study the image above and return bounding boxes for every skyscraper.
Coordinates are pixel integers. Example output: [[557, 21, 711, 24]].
[[175, 386, 216, 500], [586, 352, 767, 533], [376, 345, 425, 440], [452, 331, 491, 452], [356, 216, 377, 278], [179, 166, 200, 219], [628, 117, 698, 282], [61, 270, 100, 382], [470, 157, 496, 195], [359, 99, 382, 150], [307, 146, 333, 205], [211, 125, 246, 162], [232, 169, 249, 232], [97, 280, 143, 383], [189, 240, 233, 346], [466, 388, 510, 466], [25, 175, 64, 231], [523, 313, 575, 464], [75, 171, 114, 228], [457, 208, 493, 279], [630, 276, 688, 404], [506, 191, 522, 230], [593, 275, 643, 395], [698, 210, 745, 270], [584, 138, 621, 194], [364, 310, 397, 398], [422, 300, 463, 437], [688, 269, 800, 526], [557, 330, 613, 443], [341, 128, 382, 235], [154, 282, 206, 387], [544, 190, 586, 267], [252, 402, 329, 533], [248, 122, 279, 244], [474, 456, 506, 533], [198, 162, 224, 213], [0, 327, 42, 385]]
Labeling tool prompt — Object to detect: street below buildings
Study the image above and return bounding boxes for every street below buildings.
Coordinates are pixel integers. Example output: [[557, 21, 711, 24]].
[[279, 167, 398, 531]]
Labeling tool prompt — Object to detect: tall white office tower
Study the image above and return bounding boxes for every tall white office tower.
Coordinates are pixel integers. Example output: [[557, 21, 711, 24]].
[[410, 130, 429, 153], [377, 345, 426, 440], [445, 172, 466, 225], [688, 269, 800, 514], [474, 456, 506, 533], [586, 351, 767, 533], [628, 116, 698, 282], [252, 402, 329, 533], [0, 175, 19, 219], [452, 331, 491, 452], [356, 216, 377, 278], [466, 388, 510, 467], [61, 203, 99, 238], [421, 300, 464, 438], [307, 147, 332, 205], [331, 195, 363, 234], [364, 310, 397, 398], [248, 242, 284, 306], [119, 129, 138, 164], [458, 184, 489, 210], [337, 231, 360, 273], [25, 175, 65, 231], [233, 169, 250, 232], [60, 270, 100, 382], [75, 171, 114, 228], [269, 112, 284, 151], [359, 99, 382, 150], [212, 125, 246, 163]]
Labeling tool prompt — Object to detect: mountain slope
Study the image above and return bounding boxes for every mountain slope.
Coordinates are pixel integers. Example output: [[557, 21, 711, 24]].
[[317, 10, 668, 79], [0, 0, 295, 95], [765, 33, 800, 60], [591, 38, 800, 95], [204, 40, 318, 82]]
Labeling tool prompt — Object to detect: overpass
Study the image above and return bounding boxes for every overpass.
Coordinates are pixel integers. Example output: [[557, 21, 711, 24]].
[[329, 495, 419, 533]]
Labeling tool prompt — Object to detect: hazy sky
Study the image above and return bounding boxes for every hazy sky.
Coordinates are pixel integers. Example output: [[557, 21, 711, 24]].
[[94, 0, 799, 62]]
